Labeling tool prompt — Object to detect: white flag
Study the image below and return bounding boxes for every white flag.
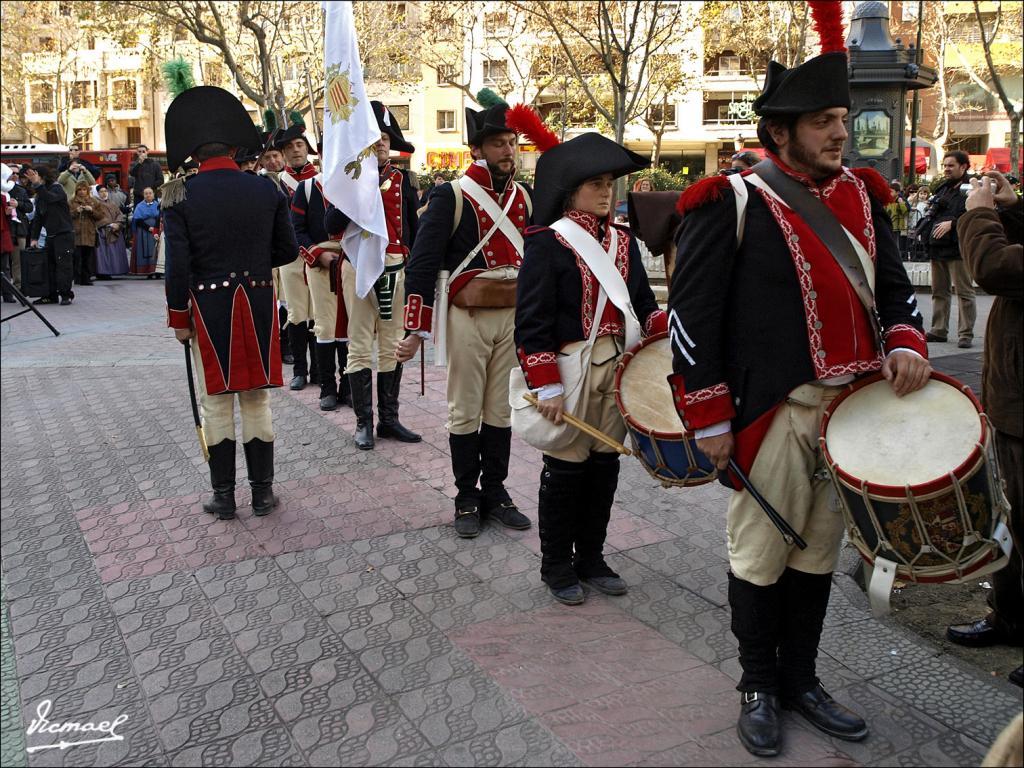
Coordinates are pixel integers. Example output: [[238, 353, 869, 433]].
[[321, 1, 387, 298]]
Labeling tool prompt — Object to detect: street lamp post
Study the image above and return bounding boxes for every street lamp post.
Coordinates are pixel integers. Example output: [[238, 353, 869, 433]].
[[844, 1, 936, 183]]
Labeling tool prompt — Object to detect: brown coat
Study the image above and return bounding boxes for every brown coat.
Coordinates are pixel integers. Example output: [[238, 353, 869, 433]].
[[958, 202, 1023, 437], [69, 195, 108, 248]]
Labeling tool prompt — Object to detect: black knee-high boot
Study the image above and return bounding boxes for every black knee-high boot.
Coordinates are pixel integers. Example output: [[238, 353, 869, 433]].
[[538, 456, 586, 590], [336, 342, 351, 406], [479, 424, 529, 529], [729, 572, 783, 756], [376, 364, 421, 442], [243, 438, 278, 515], [450, 431, 482, 538], [286, 323, 309, 389], [573, 451, 620, 580], [202, 440, 237, 520], [306, 323, 319, 385], [349, 368, 374, 450], [279, 306, 293, 364], [315, 342, 338, 411]]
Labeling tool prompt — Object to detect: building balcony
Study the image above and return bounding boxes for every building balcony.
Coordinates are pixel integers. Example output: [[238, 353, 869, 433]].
[[702, 69, 764, 91]]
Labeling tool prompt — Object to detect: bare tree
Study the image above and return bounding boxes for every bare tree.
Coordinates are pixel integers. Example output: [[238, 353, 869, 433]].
[[972, 0, 1021, 176], [700, 1, 812, 79]]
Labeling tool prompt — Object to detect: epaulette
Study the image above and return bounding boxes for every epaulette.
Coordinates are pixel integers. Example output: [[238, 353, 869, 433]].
[[263, 170, 281, 188], [676, 175, 732, 215], [159, 176, 188, 209], [524, 225, 551, 236], [849, 167, 894, 205]]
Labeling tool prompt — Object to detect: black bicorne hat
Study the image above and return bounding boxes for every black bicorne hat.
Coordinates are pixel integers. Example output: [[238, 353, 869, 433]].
[[273, 123, 318, 155], [532, 133, 650, 227], [164, 86, 261, 173], [752, 52, 850, 116], [371, 101, 415, 154], [465, 104, 513, 146]]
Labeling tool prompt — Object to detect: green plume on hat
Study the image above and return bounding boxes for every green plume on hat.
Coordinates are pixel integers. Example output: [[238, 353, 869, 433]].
[[161, 58, 196, 100], [262, 108, 278, 134], [288, 110, 306, 128], [476, 88, 507, 109]]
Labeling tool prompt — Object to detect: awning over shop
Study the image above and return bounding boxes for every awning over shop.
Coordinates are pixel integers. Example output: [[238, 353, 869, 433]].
[[984, 147, 1023, 173]]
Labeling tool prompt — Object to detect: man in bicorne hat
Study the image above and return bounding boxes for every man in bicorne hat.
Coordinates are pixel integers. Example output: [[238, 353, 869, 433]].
[[326, 101, 420, 451], [396, 97, 533, 539], [667, 3, 930, 756], [163, 86, 298, 520]]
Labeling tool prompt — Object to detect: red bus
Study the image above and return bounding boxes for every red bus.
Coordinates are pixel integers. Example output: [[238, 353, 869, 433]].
[[1, 143, 168, 193]]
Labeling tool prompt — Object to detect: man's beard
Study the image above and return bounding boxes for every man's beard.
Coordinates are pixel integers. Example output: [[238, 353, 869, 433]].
[[788, 136, 842, 181], [487, 159, 514, 186]]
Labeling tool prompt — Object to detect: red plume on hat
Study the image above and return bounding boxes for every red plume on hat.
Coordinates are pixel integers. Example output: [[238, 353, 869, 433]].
[[809, 0, 847, 54], [505, 104, 560, 153]]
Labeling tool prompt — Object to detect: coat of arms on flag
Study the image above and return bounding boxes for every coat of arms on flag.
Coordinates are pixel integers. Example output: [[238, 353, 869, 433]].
[[325, 63, 355, 124]]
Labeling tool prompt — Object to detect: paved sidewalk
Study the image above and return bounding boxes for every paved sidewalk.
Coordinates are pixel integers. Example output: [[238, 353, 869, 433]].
[[1, 281, 1018, 767]]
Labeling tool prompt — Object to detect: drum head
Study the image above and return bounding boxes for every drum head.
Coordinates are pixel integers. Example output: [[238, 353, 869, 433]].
[[824, 377, 982, 488], [617, 338, 683, 435]]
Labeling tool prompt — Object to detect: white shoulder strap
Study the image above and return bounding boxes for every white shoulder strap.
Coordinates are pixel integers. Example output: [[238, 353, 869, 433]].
[[459, 175, 525, 256], [450, 179, 463, 236], [726, 172, 748, 246], [549, 219, 641, 350], [445, 184, 518, 291]]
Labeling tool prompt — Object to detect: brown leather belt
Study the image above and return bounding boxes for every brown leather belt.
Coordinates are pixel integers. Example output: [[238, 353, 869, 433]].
[[450, 278, 517, 309]]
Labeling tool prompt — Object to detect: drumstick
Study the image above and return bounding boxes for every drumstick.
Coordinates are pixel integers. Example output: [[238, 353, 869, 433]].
[[727, 458, 807, 550], [523, 393, 632, 456]]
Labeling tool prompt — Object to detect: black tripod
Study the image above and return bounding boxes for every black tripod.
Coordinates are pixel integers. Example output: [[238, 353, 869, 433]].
[[0, 273, 60, 337]]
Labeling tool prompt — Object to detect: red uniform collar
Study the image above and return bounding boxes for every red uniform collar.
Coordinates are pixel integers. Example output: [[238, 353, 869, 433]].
[[766, 150, 844, 192], [565, 209, 613, 244], [286, 162, 318, 182], [198, 156, 240, 173], [464, 161, 515, 194]]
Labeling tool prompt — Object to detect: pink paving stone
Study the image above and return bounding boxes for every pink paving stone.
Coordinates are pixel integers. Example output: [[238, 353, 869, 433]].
[[604, 510, 677, 552], [73, 500, 157, 533], [544, 704, 692, 767], [97, 552, 188, 583], [695, 723, 859, 767]]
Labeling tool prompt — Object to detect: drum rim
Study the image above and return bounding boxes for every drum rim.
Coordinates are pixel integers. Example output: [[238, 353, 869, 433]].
[[855, 547, 1001, 584], [820, 371, 987, 499], [613, 331, 693, 440]]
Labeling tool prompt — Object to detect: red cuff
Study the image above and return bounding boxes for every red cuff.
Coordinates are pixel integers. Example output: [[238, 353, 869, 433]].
[[667, 373, 736, 431], [883, 324, 928, 359], [517, 347, 560, 388], [644, 310, 668, 337], [299, 245, 325, 267], [167, 306, 191, 329], [404, 293, 433, 333]]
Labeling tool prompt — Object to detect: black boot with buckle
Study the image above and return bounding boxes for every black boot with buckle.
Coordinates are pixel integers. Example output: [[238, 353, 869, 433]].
[[243, 438, 278, 515], [729, 572, 784, 756], [315, 341, 338, 411], [539, 456, 586, 605], [286, 323, 309, 390], [202, 439, 237, 520], [480, 424, 530, 530], [574, 452, 626, 595], [350, 368, 375, 450], [376, 364, 421, 442], [779, 568, 868, 741], [451, 432, 482, 538]]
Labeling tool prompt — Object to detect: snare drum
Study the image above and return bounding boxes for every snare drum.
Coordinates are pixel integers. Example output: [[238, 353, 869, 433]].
[[820, 372, 1010, 584], [614, 332, 717, 487]]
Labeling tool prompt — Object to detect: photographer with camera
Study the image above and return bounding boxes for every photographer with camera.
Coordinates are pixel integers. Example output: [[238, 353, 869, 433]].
[[57, 157, 96, 203], [57, 143, 101, 180], [918, 151, 976, 348]]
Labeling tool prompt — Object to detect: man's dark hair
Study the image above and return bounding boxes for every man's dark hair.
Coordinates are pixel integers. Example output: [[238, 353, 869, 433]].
[[732, 151, 761, 169], [944, 150, 969, 167], [137, 144, 149, 152], [192, 142, 235, 162], [756, 114, 800, 155], [38, 164, 57, 184], [68, 143, 81, 152]]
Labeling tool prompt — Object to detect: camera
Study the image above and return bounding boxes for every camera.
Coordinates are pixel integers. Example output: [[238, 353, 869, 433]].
[[959, 183, 972, 194]]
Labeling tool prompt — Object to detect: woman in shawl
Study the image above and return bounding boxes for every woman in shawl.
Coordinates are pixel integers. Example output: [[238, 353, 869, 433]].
[[92, 184, 128, 278], [130, 186, 161, 277], [69, 179, 106, 285]]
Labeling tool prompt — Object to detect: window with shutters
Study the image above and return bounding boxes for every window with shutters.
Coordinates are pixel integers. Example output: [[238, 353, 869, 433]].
[[30, 82, 55, 113], [482, 59, 507, 85], [436, 110, 456, 132], [70, 81, 95, 110], [127, 126, 142, 146], [111, 78, 138, 110]]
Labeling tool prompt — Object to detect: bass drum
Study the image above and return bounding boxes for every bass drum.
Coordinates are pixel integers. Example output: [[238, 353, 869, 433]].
[[614, 332, 716, 488], [820, 372, 1011, 583]]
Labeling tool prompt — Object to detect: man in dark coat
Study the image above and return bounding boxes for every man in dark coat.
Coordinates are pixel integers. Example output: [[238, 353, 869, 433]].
[[667, 26, 930, 756], [26, 164, 75, 305], [163, 86, 298, 520], [129, 145, 165, 206], [396, 99, 533, 538], [57, 143, 102, 179], [946, 172, 1023, 688]]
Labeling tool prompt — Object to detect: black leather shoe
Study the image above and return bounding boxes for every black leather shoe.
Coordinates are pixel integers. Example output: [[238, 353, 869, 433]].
[[454, 506, 481, 538], [583, 575, 628, 596], [485, 500, 531, 530], [550, 583, 585, 606], [319, 394, 338, 411], [946, 614, 1020, 647], [202, 440, 237, 520], [289, 375, 307, 391], [737, 692, 781, 757], [377, 420, 421, 442], [925, 332, 948, 342], [203, 492, 236, 520], [784, 684, 867, 741], [1009, 665, 1023, 688]]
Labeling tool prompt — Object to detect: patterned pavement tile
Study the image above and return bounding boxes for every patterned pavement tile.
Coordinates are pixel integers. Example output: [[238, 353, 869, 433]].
[[411, 583, 520, 633], [133, 637, 252, 698], [1, 575, 27, 768], [117, 602, 228, 656], [209, 582, 319, 634], [438, 719, 581, 767], [692, 721, 859, 767], [194, 557, 291, 599], [273, 542, 365, 579], [819, 618, 940, 680], [257, 655, 382, 723], [358, 631, 479, 694], [621, 539, 730, 608], [604, 510, 677, 553], [326, 598, 434, 652], [18, 653, 135, 704], [149, 677, 279, 753], [168, 724, 305, 767], [451, 539, 538, 581], [13, 618, 124, 678], [886, 729, 991, 768], [290, 696, 433, 765], [376, 554, 481, 597], [231, 616, 346, 676], [650, 606, 738, 665], [395, 674, 529, 748], [8, 599, 113, 636], [292, 568, 402, 617]]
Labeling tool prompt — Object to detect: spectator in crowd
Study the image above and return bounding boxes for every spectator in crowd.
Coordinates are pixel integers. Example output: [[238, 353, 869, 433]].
[[5, 164, 33, 291], [886, 180, 911, 258], [57, 158, 96, 201], [1, 164, 15, 302], [130, 186, 160, 277], [104, 174, 128, 214], [128, 145, 164, 206], [26, 164, 75, 305], [632, 177, 654, 192], [731, 150, 761, 171], [57, 143, 101, 179], [946, 171, 1023, 689], [92, 184, 128, 279], [921, 151, 976, 347], [69, 180, 105, 285]]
